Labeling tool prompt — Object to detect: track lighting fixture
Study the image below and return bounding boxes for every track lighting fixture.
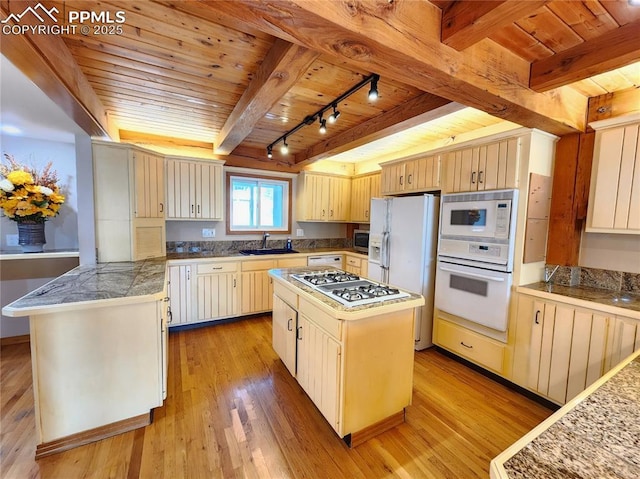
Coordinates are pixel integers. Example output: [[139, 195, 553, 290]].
[[319, 116, 327, 134], [368, 74, 379, 101], [328, 104, 341, 123], [266, 73, 380, 157]]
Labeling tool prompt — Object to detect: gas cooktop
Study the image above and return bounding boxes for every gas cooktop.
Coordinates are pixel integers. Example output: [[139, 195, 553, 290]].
[[291, 270, 409, 307]]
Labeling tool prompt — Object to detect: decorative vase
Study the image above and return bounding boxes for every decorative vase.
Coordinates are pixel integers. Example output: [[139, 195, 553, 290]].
[[17, 221, 46, 253]]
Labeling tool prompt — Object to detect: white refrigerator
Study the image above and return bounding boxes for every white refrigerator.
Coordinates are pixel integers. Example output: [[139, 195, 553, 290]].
[[368, 194, 439, 350]]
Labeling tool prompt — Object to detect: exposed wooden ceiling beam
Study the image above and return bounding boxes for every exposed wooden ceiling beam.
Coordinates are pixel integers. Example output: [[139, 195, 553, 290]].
[[214, 39, 320, 155], [197, 0, 586, 136], [225, 146, 299, 173], [0, 2, 114, 138], [587, 87, 640, 125], [530, 20, 640, 92], [295, 95, 462, 165], [440, 0, 549, 51]]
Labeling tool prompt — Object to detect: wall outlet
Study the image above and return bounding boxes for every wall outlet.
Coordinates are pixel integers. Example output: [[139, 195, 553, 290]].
[[201, 228, 215, 238], [296, 228, 304, 237], [6, 234, 19, 246]]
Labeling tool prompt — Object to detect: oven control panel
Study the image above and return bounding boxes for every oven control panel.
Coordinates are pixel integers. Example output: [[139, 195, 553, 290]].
[[469, 244, 502, 257]]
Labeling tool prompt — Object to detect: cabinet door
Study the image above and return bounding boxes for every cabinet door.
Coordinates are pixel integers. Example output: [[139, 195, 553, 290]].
[[196, 273, 238, 320], [272, 295, 297, 375], [605, 315, 640, 372], [370, 173, 381, 198], [134, 152, 165, 218], [296, 314, 341, 431], [195, 162, 223, 220], [528, 300, 554, 394], [350, 176, 370, 222], [168, 264, 192, 325], [241, 270, 273, 314], [329, 176, 351, 221], [546, 305, 574, 404], [410, 155, 440, 191]]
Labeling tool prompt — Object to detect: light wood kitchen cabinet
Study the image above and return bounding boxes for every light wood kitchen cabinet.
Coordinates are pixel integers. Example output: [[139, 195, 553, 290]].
[[434, 314, 506, 374], [343, 253, 368, 277], [133, 151, 165, 218], [380, 154, 440, 195], [513, 294, 610, 405], [297, 172, 351, 222], [165, 157, 224, 220], [296, 311, 342, 431], [195, 262, 238, 321], [350, 173, 381, 223], [586, 115, 640, 234], [604, 315, 640, 373], [272, 295, 298, 375], [93, 141, 166, 262], [443, 138, 519, 193], [167, 264, 192, 325], [240, 259, 275, 315]]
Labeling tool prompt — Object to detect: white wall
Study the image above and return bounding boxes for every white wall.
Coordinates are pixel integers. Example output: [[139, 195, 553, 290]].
[[0, 135, 78, 251], [579, 232, 640, 274]]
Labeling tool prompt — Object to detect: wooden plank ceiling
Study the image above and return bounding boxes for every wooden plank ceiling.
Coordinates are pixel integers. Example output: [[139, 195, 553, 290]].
[[2, 0, 639, 171]]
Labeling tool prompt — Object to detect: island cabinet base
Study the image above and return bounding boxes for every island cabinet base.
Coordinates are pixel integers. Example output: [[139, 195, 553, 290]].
[[35, 412, 151, 459], [344, 410, 405, 448], [28, 300, 166, 457]]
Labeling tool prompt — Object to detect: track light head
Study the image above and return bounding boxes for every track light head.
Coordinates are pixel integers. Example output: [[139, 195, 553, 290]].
[[328, 104, 340, 123], [267, 146, 273, 158], [280, 139, 289, 154], [319, 117, 327, 134], [368, 74, 379, 101]]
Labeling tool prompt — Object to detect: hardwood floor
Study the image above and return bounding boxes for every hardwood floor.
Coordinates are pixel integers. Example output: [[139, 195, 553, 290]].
[[1, 315, 551, 478]]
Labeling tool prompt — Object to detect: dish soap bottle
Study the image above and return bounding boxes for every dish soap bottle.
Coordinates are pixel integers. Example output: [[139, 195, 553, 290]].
[[286, 237, 292, 251]]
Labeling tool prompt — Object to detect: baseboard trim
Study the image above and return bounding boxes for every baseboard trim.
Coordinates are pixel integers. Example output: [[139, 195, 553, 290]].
[[1, 334, 30, 347], [343, 410, 405, 448], [35, 412, 151, 459]]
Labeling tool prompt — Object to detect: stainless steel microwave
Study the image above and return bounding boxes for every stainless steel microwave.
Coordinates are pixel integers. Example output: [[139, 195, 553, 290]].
[[353, 229, 370, 253]]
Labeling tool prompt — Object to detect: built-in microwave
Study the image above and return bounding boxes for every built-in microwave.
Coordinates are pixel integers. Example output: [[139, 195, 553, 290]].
[[438, 189, 518, 271], [353, 229, 370, 254]]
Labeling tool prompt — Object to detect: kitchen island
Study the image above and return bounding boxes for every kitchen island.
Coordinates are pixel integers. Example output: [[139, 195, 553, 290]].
[[1, 260, 168, 458], [268, 267, 424, 447], [491, 348, 640, 478]]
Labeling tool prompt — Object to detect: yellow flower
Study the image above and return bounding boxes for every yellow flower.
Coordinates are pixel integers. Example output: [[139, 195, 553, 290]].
[[7, 170, 34, 185]]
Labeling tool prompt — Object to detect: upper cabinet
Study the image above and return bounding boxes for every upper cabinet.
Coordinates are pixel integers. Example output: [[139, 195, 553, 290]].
[[350, 173, 381, 223], [297, 172, 351, 222], [586, 114, 640, 234], [133, 151, 165, 218], [165, 158, 224, 221], [443, 138, 519, 193], [380, 154, 440, 196], [93, 141, 166, 262]]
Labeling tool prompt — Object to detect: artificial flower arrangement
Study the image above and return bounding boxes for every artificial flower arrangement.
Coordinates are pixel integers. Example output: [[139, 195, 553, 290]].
[[0, 153, 65, 223]]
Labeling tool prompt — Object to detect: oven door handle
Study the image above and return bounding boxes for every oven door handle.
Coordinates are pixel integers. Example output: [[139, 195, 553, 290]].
[[439, 265, 506, 282]]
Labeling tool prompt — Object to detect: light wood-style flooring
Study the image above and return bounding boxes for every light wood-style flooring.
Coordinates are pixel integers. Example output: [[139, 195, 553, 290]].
[[1, 315, 551, 478]]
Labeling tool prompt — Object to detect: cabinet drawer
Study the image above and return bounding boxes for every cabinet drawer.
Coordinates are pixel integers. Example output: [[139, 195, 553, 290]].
[[197, 262, 238, 274], [241, 259, 276, 271], [277, 256, 307, 268], [274, 282, 298, 309], [436, 319, 504, 373], [345, 256, 361, 268], [299, 297, 342, 340]]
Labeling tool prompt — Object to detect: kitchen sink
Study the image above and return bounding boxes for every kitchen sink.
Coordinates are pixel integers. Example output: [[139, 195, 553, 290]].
[[239, 248, 299, 255]]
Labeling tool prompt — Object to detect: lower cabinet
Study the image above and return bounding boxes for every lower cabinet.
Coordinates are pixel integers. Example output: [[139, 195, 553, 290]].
[[272, 280, 415, 444], [167, 264, 192, 325], [343, 253, 368, 278], [241, 260, 275, 315], [195, 262, 239, 321], [512, 293, 639, 405], [434, 313, 506, 374]]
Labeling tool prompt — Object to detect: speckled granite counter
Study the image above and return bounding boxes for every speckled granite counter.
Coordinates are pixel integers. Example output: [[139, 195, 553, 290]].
[[491, 349, 640, 479], [166, 248, 366, 260], [268, 266, 424, 321], [518, 282, 640, 319], [2, 259, 166, 316]]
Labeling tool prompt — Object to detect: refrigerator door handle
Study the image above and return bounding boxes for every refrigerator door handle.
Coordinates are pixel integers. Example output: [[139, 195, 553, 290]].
[[381, 231, 390, 269]]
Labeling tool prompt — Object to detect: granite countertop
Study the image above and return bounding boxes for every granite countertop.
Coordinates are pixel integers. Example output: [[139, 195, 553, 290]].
[[492, 350, 640, 479], [2, 259, 167, 316], [519, 282, 640, 316], [268, 266, 424, 320], [167, 248, 366, 260]]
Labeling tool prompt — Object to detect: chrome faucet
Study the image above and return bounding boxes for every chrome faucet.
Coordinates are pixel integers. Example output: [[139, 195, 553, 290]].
[[261, 232, 270, 249], [544, 265, 560, 283]]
